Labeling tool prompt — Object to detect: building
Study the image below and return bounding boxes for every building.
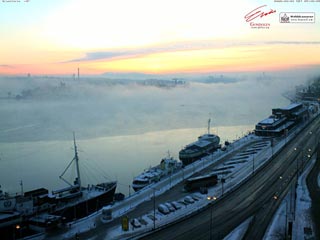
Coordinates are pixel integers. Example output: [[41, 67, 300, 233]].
[[255, 103, 308, 137]]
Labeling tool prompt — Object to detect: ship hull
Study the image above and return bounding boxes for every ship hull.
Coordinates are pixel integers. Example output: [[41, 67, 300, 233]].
[[52, 182, 116, 223], [179, 143, 219, 165]]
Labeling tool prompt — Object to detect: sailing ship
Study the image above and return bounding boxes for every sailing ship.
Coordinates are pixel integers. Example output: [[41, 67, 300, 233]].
[[0, 134, 117, 238]]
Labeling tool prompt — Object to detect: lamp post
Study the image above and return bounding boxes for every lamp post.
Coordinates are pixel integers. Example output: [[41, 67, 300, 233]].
[[271, 138, 274, 158], [305, 152, 311, 170], [294, 147, 298, 176], [181, 167, 185, 181], [285, 129, 288, 145], [153, 188, 156, 230], [207, 196, 217, 240], [252, 154, 255, 175], [273, 195, 288, 239], [14, 224, 21, 240], [221, 178, 225, 196], [152, 187, 160, 230]]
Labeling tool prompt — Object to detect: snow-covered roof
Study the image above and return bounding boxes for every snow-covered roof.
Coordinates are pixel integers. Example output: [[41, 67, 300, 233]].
[[259, 117, 276, 125], [280, 103, 302, 110], [191, 140, 211, 148], [133, 168, 163, 181]]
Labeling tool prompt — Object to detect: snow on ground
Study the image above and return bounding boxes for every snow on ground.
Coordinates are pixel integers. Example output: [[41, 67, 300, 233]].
[[103, 131, 296, 239], [56, 114, 317, 240], [223, 217, 252, 240], [264, 155, 316, 240], [106, 193, 208, 240], [56, 135, 256, 239], [263, 195, 290, 240], [292, 156, 316, 240]]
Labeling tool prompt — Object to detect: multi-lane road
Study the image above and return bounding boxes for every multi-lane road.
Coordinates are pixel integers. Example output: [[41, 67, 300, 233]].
[[140, 116, 320, 240]]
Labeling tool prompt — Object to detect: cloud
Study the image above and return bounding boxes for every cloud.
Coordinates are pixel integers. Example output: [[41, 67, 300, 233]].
[[64, 40, 320, 63], [0, 64, 14, 68], [63, 40, 233, 63], [265, 41, 320, 45]]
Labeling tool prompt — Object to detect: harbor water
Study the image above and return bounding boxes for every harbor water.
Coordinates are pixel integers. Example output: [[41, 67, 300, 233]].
[[0, 76, 294, 195]]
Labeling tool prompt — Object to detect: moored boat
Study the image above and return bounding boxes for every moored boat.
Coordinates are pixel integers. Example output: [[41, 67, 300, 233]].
[[0, 134, 117, 239], [179, 119, 220, 165], [132, 154, 182, 192]]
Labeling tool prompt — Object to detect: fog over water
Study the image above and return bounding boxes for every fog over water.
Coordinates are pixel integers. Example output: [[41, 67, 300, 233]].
[[0, 71, 313, 194]]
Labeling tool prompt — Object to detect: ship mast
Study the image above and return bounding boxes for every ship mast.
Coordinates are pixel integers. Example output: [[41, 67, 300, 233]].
[[59, 133, 82, 190], [208, 118, 211, 134], [73, 132, 81, 190]]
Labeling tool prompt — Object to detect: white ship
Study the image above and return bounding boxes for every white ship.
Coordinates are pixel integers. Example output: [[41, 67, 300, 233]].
[[132, 154, 182, 192]]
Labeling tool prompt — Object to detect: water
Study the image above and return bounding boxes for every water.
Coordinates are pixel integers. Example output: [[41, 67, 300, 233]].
[[0, 75, 294, 195]]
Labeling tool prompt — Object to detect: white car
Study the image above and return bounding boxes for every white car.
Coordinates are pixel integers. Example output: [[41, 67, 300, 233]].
[[164, 202, 175, 212], [171, 201, 182, 210], [158, 204, 170, 215], [184, 196, 195, 204]]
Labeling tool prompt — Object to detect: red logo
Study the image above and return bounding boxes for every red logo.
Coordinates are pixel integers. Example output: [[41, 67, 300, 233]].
[[244, 5, 276, 29]]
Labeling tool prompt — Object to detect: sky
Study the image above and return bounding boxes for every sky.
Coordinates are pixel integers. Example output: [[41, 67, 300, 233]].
[[0, 0, 319, 76]]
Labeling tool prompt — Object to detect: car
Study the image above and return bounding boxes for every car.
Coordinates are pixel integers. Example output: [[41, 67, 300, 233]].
[[164, 202, 175, 212], [138, 217, 148, 225], [130, 218, 141, 228], [178, 200, 188, 206], [158, 204, 170, 215], [184, 196, 195, 204], [147, 214, 157, 221], [192, 194, 202, 201], [171, 201, 182, 210]]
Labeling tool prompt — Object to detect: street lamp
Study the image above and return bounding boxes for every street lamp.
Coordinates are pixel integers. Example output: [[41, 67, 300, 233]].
[[273, 195, 288, 239], [252, 154, 255, 175], [271, 138, 274, 158], [152, 188, 156, 230], [221, 177, 225, 196], [285, 129, 288, 145], [181, 167, 185, 181], [151, 187, 160, 230], [305, 153, 312, 169], [13, 224, 21, 240], [207, 196, 217, 240], [294, 147, 299, 175]]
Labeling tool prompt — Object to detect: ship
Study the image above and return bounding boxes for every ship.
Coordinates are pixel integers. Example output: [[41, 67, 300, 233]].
[[0, 134, 117, 239], [179, 119, 220, 165], [132, 154, 182, 192]]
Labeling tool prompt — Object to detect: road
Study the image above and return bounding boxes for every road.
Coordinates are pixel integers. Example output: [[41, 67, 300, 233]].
[[306, 139, 320, 239], [139, 116, 320, 240]]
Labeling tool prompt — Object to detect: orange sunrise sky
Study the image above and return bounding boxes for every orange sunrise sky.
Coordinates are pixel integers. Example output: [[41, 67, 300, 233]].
[[0, 0, 319, 75]]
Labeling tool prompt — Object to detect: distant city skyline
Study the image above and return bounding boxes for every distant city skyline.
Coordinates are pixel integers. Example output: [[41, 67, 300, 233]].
[[0, 0, 319, 75]]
